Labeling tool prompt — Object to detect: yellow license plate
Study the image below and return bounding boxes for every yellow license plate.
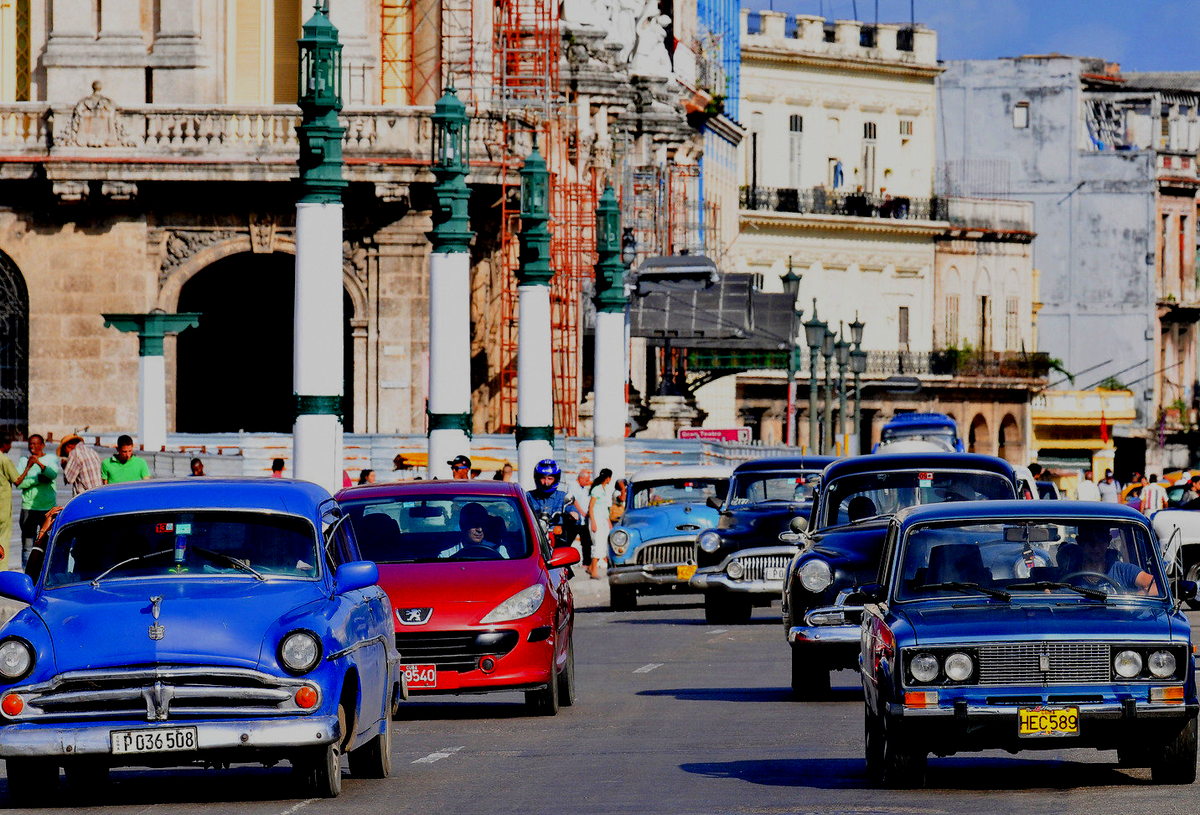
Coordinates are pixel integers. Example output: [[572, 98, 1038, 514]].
[[676, 564, 698, 581], [1018, 706, 1079, 738]]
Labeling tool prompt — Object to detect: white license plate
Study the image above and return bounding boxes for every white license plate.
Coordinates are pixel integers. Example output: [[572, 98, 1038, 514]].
[[404, 663, 437, 689], [764, 567, 787, 581], [110, 726, 198, 755]]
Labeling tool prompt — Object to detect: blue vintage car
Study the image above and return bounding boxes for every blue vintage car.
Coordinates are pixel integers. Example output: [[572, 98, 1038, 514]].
[[607, 466, 732, 610], [861, 501, 1198, 788], [0, 479, 401, 804]]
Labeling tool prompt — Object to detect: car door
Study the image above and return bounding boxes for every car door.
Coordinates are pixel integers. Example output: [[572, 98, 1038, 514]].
[[861, 521, 900, 714]]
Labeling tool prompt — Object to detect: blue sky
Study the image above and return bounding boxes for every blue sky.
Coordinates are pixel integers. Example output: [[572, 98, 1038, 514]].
[[749, 0, 1199, 72]]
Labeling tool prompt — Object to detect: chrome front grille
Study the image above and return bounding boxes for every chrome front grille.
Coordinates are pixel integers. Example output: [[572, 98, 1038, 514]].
[[977, 642, 1111, 685], [9, 666, 317, 723], [637, 543, 693, 566], [734, 555, 790, 581]]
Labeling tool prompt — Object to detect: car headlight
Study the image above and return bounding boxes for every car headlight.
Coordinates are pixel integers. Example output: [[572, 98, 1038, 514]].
[[944, 652, 974, 682], [0, 639, 33, 681], [1114, 649, 1143, 679], [697, 530, 722, 553], [910, 653, 939, 683], [278, 630, 321, 675], [726, 560, 744, 580], [479, 584, 546, 624], [609, 529, 629, 556], [798, 559, 833, 593], [1148, 650, 1177, 679]]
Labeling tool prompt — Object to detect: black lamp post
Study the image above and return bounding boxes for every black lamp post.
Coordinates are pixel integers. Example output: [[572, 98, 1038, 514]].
[[821, 326, 836, 455], [803, 300, 827, 454], [781, 258, 803, 446], [849, 312, 866, 448], [835, 323, 851, 450]]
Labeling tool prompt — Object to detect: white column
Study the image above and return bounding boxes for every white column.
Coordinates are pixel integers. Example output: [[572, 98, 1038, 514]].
[[593, 310, 627, 482], [138, 355, 167, 453], [427, 251, 472, 479], [517, 284, 554, 488], [293, 201, 345, 494]]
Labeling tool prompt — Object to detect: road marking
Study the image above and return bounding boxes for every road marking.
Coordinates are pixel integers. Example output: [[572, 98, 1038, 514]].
[[413, 745, 465, 764], [706, 629, 728, 635], [277, 800, 316, 815], [634, 663, 663, 674]]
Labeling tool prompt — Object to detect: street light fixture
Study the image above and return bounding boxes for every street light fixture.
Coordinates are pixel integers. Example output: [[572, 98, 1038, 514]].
[[821, 327, 835, 455], [850, 344, 867, 445], [849, 311, 864, 347], [781, 258, 803, 446], [803, 300, 827, 454], [835, 323, 850, 450]]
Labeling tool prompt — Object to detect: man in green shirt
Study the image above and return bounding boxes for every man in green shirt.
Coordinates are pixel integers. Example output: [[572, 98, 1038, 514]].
[[17, 434, 60, 567], [101, 434, 152, 485]]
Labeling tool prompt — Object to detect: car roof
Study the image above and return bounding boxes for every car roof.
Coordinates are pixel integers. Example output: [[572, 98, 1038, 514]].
[[731, 456, 839, 474], [629, 465, 733, 483], [882, 412, 956, 428], [894, 499, 1150, 527], [58, 478, 332, 524], [825, 452, 1015, 480], [335, 479, 529, 501]]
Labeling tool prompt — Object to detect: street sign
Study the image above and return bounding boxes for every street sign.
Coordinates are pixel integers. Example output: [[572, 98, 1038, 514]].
[[678, 427, 751, 443]]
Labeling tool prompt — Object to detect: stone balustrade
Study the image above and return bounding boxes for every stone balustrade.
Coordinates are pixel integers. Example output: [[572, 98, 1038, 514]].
[[741, 9, 937, 67], [942, 196, 1034, 233]]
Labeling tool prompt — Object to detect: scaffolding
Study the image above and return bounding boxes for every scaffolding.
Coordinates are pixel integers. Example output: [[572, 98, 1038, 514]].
[[380, 0, 413, 104]]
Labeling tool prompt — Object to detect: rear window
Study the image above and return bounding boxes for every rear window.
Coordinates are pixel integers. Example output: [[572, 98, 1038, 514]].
[[729, 471, 822, 505], [630, 479, 727, 509], [821, 469, 1015, 527], [341, 495, 532, 563]]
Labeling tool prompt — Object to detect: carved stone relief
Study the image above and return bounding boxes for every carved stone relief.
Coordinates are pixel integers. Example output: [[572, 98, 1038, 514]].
[[159, 230, 239, 281], [56, 82, 135, 148]]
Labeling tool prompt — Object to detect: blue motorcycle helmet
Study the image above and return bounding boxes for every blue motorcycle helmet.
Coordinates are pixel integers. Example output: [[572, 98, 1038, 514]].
[[533, 459, 562, 489]]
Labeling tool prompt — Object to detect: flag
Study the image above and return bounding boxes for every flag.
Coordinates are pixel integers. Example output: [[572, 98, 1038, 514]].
[[1100, 409, 1108, 443]]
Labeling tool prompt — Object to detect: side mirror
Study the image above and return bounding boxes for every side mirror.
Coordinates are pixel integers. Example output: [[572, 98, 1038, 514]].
[[848, 582, 884, 605], [1178, 580, 1198, 604], [790, 516, 808, 534], [548, 547, 581, 569], [706, 496, 723, 510], [335, 561, 379, 594], [0, 572, 35, 605]]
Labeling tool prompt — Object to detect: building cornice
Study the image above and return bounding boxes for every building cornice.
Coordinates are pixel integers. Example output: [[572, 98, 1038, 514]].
[[702, 113, 746, 146], [741, 43, 944, 79], [740, 209, 948, 237]]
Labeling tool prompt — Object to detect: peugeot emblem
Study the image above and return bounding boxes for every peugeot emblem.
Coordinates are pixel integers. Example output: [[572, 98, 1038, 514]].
[[397, 608, 433, 626], [148, 595, 165, 641]]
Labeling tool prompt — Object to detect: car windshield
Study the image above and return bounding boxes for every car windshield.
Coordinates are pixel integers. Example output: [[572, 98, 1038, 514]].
[[44, 511, 320, 588], [729, 471, 822, 505], [895, 520, 1165, 602], [630, 478, 727, 509], [341, 495, 532, 563], [879, 426, 958, 450], [821, 469, 1015, 527]]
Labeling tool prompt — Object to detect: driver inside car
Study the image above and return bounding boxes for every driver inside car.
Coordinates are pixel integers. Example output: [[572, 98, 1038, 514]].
[[1061, 526, 1157, 596], [440, 502, 512, 560]]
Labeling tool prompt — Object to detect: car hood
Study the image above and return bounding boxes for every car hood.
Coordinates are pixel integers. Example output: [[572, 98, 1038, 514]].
[[620, 503, 718, 537], [34, 579, 328, 673], [901, 600, 1179, 645], [808, 520, 889, 564], [378, 560, 545, 628], [718, 502, 812, 544]]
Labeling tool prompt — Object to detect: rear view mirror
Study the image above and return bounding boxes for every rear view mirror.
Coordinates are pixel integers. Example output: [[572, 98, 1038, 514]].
[[1178, 580, 1198, 604], [706, 496, 723, 510], [1004, 524, 1055, 543], [335, 561, 379, 594], [548, 547, 581, 569], [790, 516, 809, 534], [0, 572, 34, 605], [409, 505, 443, 518]]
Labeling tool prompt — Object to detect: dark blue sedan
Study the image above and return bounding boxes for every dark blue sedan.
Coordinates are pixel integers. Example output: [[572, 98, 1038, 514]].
[[0, 479, 401, 803], [861, 501, 1198, 787]]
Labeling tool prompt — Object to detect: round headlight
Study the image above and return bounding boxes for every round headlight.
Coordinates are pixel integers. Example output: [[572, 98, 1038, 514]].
[[944, 652, 974, 682], [609, 529, 629, 556], [1113, 649, 1143, 679], [0, 640, 33, 681], [697, 530, 722, 553], [279, 630, 321, 675], [1148, 650, 1177, 679], [910, 653, 939, 683], [726, 560, 745, 580], [798, 559, 833, 593]]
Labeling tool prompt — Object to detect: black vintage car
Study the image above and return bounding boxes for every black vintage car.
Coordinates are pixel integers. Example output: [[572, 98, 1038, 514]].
[[782, 453, 1018, 698], [689, 456, 837, 624]]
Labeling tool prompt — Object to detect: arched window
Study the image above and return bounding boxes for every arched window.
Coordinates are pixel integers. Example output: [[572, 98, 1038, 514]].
[[0, 251, 28, 436]]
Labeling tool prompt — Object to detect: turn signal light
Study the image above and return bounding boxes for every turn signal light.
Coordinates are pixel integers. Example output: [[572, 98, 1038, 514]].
[[294, 686, 319, 709], [1, 694, 23, 716], [1150, 686, 1186, 704], [904, 691, 938, 708]]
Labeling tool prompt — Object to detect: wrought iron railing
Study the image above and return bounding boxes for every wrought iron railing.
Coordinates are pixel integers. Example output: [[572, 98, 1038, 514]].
[[686, 347, 1052, 381], [740, 185, 947, 221]]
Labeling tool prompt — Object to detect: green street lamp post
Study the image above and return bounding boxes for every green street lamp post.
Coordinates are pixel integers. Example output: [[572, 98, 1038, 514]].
[[593, 183, 627, 482], [835, 323, 850, 450], [821, 327, 835, 455], [780, 258, 802, 447], [849, 313, 866, 447]]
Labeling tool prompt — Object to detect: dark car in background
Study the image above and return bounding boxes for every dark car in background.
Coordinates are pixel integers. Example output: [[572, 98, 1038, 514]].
[[783, 454, 1018, 698], [689, 457, 837, 624]]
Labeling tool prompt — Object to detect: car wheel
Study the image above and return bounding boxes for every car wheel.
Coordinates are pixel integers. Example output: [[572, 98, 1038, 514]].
[[1185, 561, 1200, 610], [610, 585, 637, 611], [864, 707, 884, 784], [347, 708, 392, 779], [525, 662, 560, 716], [556, 636, 577, 707], [295, 704, 345, 798], [1151, 716, 1197, 784], [790, 646, 830, 699], [7, 759, 58, 807], [881, 718, 926, 789]]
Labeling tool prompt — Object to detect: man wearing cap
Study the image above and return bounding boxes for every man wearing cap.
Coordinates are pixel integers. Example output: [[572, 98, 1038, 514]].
[[60, 434, 102, 497], [447, 455, 471, 480], [1097, 469, 1121, 503]]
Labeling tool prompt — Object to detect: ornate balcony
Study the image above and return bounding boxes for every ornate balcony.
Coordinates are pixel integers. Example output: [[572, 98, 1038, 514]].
[[739, 185, 947, 222]]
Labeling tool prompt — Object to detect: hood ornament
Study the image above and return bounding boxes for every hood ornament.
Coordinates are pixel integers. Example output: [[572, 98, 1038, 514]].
[[148, 595, 165, 641]]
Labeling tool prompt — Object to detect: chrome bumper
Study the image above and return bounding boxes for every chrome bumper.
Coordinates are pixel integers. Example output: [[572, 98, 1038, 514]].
[[0, 714, 340, 758], [689, 544, 797, 595], [787, 604, 863, 645], [888, 701, 1197, 720], [608, 563, 694, 586]]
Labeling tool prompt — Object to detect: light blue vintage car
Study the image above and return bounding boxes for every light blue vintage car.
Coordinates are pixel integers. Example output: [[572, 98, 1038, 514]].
[[607, 466, 732, 610]]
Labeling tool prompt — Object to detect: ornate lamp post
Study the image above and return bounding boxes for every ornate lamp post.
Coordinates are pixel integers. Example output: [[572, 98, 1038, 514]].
[[835, 323, 851, 451], [780, 258, 803, 447], [821, 326, 836, 455], [515, 146, 554, 487], [593, 184, 628, 482], [426, 81, 474, 479], [849, 312, 866, 446], [293, 1, 347, 492], [803, 300, 827, 455]]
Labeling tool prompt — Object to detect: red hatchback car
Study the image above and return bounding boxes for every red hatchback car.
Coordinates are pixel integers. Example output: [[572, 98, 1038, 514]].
[[335, 481, 580, 714]]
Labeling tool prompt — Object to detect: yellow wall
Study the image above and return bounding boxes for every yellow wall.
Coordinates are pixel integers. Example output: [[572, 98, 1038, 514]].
[[228, 0, 300, 104]]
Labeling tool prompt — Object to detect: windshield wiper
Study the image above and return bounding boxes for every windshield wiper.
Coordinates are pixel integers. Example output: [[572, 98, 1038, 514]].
[[921, 581, 1011, 601], [1007, 580, 1108, 601], [190, 546, 266, 581], [91, 549, 174, 587]]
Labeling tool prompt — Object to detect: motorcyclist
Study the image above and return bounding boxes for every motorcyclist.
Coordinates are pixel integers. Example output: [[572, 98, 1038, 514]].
[[526, 460, 578, 546]]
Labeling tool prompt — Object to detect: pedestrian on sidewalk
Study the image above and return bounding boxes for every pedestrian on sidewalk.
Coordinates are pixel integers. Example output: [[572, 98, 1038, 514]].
[[271, 458, 285, 478], [564, 469, 593, 562], [190, 458, 205, 476], [587, 468, 614, 579], [1097, 469, 1121, 503], [60, 434, 102, 496], [18, 434, 59, 567], [1142, 474, 1168, 517], [101, 435, 150, 485], [1075, 469, 1100, 501], [0, 433, 26, 559]]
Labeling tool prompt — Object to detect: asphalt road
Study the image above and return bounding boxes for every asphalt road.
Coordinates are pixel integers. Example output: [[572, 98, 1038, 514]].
[[5, 575, 1200, 814]]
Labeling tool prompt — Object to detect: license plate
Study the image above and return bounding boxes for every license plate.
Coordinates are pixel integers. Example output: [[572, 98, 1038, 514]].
[[1018, 706, 1079, 738], [676, 564, 697, 581], [404, 663, 437, 689], [764, 567, 787, 581], [110, 726, 198, 755]]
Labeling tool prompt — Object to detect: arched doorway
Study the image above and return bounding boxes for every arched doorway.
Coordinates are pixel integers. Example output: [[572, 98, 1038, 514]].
[[997, 413, 1021, 464], [176, 253, 354, 432], [0, 251, 28, 437], [968, 413, 989, 455]]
